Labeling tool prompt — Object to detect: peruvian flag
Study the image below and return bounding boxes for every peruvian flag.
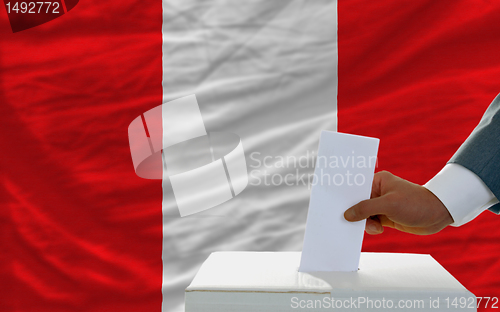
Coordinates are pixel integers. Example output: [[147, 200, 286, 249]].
[[1, 1, 500, 312]]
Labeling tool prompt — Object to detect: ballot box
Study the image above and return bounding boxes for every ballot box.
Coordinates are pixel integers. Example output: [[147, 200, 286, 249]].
[[185, 252, 476, 312]]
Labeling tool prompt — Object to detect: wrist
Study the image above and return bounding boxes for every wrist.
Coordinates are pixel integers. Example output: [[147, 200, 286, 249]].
[[422, 186, 453, 233]]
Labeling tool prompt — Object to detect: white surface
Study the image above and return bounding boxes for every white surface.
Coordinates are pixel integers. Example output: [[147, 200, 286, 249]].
[[162, 94, 207, 149], [186, 252, 476, 312], [170, 159, 233, 217], [224, 140, 248, 196], [299, 131, 379, 272], [424, 163, 499, 226], [144, 105, 163, 152], [128, 116, 153, 173]]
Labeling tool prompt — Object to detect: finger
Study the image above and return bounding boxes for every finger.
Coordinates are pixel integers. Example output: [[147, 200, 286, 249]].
[[378, 215, 396, 229], [365, 217, 383, 235], [370, 170, 396, 199], [378, 216, 425, 235], [370, 172, 383, 199], [344, 196, 391, 222]]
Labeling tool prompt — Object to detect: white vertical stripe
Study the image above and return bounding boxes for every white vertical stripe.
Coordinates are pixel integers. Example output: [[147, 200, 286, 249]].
[[162, 1, 338, 311]]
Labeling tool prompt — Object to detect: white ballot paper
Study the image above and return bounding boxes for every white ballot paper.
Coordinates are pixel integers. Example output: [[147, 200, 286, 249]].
[[299, 131, 379, 272]]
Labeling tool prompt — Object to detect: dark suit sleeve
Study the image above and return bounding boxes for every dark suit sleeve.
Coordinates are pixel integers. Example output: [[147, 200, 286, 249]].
[[449, 93, 500, 214]]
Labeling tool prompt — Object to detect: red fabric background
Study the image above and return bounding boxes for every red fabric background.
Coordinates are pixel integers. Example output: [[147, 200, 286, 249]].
[[0, 1, 163, 311], [339, 1, 500, 309], [1, 1, 500, 311]]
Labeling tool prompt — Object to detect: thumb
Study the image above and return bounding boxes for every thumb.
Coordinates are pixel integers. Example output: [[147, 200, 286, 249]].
[[344, 196, 391, 222]]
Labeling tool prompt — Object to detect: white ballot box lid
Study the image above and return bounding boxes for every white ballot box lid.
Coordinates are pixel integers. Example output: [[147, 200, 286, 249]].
[[185, 252, 476, 312]]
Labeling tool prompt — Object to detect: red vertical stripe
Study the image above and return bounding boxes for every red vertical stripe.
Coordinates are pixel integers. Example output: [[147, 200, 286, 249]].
[[0, 1, 163, 311], [339, 1, 500, 308]]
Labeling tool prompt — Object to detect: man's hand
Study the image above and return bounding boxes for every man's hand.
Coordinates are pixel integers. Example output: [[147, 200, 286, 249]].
[[344, 171, 454, 235]]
